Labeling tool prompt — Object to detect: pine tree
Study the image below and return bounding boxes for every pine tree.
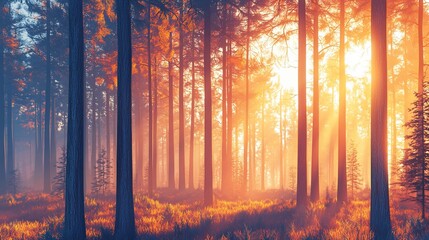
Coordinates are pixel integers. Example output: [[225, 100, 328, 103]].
[[347, 142, 362, 200], [402, 82, 429, 220], [92, 149, 112, 195], [53, 147, 67, 197]]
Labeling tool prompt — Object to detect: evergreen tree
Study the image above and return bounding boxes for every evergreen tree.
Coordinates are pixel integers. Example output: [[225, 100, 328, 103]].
[[53, 146, 67, 197], [402, 83, 429, 220], [347, 142, 362, 200]]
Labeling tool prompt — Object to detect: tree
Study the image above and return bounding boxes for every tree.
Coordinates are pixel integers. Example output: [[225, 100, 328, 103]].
[[297, 0, 307, 207], [370, 0, 393, 238], [203, 0, 213, 207], [92, 149, 112, 195], [168, 15, 175, 190], [53, 146, 66, 197], [0, 0, 5, 195], [337, 0, 347, 204], [347, 142, 362, 200], [43, 0, 52, 193], [64, 0, 86, 237], [310, 0, 319, 202], [402, 86, 429, 220], [178, 0, 185, 191], [114, 0, 136, 237], [147, 3, 154, 196]]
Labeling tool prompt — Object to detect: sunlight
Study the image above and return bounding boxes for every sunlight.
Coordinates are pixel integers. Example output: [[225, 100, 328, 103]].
[[345, 40, 371, 80]]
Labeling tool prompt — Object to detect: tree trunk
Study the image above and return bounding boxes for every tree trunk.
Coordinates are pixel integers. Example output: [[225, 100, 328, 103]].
[[50, 97, 57, 185], [147, 3, 153, 196], [178, 0, 185, 190], [189, 29, 196, 190], [91, 91, 96, 190], [227, 37, 233, 193], [370, 0, 393, 238], [0, 2, 5, 194], [106, 91, 111, 190], [297, 0, 307, 207], [337, 0, 347, 203], [43, 0, 52, 193], [36, 95, 43, 188], [168, 16, 175, 190], [310, 0, 319, 202], [261, 89, 265, 191], [64, 0, 86, 237], [418, 0, 424, 220], [153, 56, 158, 189], [6, 93, 14, 184], [114, 0, 136, 237], [221, 0, 232, 194], [243, 1, 250, 193], [280, 90, 283, 189], [203, 1, 213, 206]]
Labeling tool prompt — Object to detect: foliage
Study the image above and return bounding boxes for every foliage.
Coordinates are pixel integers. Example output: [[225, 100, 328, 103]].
[[91, 149, 112, 195], [401, 82, 429, 218], [347, 141, 362, 199], [52, 147, 66, 197]]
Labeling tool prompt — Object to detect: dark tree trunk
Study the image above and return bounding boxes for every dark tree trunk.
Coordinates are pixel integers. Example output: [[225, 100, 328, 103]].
[[418, 0, 424, 219], [147, 3, 153, 196], [189, 29, 195, 190], [221, 0, 232, 194], [310, 0, 319, 202], [261, 90, 265, 191], [64, 0, 86, 237], [43, 0, 52, 193], [91, 91, 96, 189], [337, 0, 347, 204], [106, 91, 111, 189], [370, 0, 393, 238], [297, 0, 307, 207], [227, 38, 233, 192], [36, 96, 43, 188], [50, 97, 57, 185], [0, 2, 5, 194], [6, 93, 14, 182], [168, 16, 175, 190], [114, 0, 136, 237], [203, 1, 213, 206], [280, 90, 283, 189], [178, 0, 185, 190], [153, 57, 158, 189], [243, 1, 250, 193]]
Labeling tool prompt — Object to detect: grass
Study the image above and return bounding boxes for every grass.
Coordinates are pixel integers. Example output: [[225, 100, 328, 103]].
[[0, 190, 427, 239]]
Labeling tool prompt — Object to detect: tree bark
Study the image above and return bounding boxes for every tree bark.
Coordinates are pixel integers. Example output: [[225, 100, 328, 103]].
[[310, 0, 319, 202], [189, 29, 196, 190], [43, 0, 52, 193], [168, 16, 175, 190], [50, 97, 57, 185], [153, 56, 158, 189], [337, 0, 347, 203], [297, 0, 307, 207], [243, 1, 250, 193], [203, 1, 213, 206], [370, 0, 393, 238], [178, 0, 185, 190], [64, 0, 86, 237], [114, 0, 136, 237], [0, 1, 5, 194], [147, 3, 153, 196]]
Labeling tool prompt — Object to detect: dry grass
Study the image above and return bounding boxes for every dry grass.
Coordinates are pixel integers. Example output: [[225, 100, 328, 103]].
[[0, 190, 427, 239]]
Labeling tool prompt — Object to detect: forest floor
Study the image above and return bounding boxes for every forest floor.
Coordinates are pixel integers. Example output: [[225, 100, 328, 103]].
[[0, 189, 427, 240]]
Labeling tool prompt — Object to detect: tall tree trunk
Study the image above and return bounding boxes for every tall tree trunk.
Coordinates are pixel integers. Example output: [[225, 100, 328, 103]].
[[221, 0, 232, 194], [189, 29, 196, 190], [114, 0, 136, 237], [36, 95, 43, 188], [106, 91, 111, 190], [261, 89, 265, 191], [178, 0, 185, 190], [203, 1, 213, 206], [227, 37, 233, 193], [64, 0, 86, 237], [50, 97, 57, 185], [0, 2, 5, 194], [153, 56, 158, 189], [280, 90, 283, 189], [168, 16, 175, 190], [91, 91, 96, 190], [43, 0, 52, 193], [243, 1, 250, 193], [337, 0, 347, 203], [370, 0, 393, 238], [418, 0, 424, 220], [310, 0, 319, 202], [147, 3, 153, 196], [297, 0, 307, 207], [6, 93, 14, 184]]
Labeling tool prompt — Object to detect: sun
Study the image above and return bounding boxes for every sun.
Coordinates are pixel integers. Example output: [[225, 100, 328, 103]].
[[345, 40, 372, 81], [272, 64, 298, 91]]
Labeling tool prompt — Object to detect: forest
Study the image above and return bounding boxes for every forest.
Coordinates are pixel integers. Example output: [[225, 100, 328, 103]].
[[0, 0, 428, 239]]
